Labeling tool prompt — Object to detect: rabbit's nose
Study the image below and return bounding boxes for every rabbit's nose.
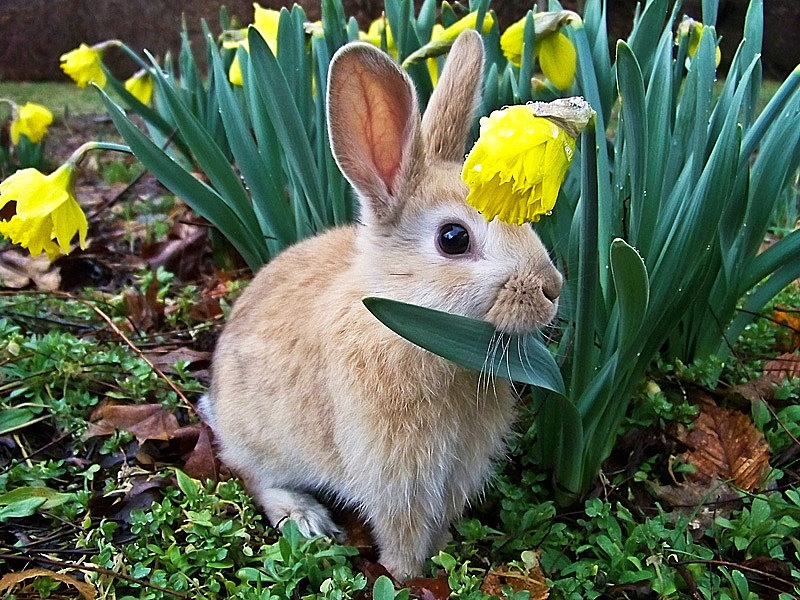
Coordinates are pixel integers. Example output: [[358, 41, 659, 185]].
[[542, 270, 562, 303]]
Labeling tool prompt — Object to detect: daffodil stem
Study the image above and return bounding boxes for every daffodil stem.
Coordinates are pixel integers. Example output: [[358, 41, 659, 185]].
[[109, 40, 153, 74], [67, 141, 132, 165], [571, 117, 599, 405]]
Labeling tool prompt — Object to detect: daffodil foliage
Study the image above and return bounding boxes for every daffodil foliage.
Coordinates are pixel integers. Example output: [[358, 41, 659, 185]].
[[34, 0, 800, 500]]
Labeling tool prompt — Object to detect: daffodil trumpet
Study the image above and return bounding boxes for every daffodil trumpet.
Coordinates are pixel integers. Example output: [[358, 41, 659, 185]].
[[0, 141, 131, 259], [462, 97, 595, 225]]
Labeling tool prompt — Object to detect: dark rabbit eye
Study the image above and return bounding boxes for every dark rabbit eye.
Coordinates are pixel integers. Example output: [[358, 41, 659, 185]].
[[437, 223, 471, 256]]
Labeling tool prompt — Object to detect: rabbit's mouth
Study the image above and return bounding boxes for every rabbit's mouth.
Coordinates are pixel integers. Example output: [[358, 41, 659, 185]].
[[484, 269, 562, 336]]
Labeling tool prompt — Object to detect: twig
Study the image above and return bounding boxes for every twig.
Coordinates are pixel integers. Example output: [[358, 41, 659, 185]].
[[56, 292, 195, 414], [0, 552, 192, 599], [673, 558, 797, 595]]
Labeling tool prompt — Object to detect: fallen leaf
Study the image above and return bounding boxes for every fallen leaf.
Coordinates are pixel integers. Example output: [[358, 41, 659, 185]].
[[122, 276, 163, 333], [481, 561, 549, 600], [89, 477, 170, 523], [675, 399, 770, 491], [171, 423, 219, 481], [407, 572, 452, 600], [0, 248, 60, 290], [729, 353, 800, 406], [145, 348, 211, 373], [85, 403, 179, 443], [773, 307, 800, 352], [0, 568, 96, 599], [142, 220, 208, 281]]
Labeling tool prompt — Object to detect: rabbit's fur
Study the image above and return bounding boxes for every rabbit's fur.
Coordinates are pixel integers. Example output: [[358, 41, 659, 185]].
[[201, 30, 562, 579]]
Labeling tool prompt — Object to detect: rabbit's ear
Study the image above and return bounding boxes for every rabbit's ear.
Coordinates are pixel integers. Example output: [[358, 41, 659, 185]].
[[327, 43, 425, 225], [422, 29, 484, 162]]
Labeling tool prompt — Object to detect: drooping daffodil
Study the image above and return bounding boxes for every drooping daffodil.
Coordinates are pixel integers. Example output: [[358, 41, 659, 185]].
[[224, 3, 280, 85], [398, 11, 495, 86], [124, 69, 154, 105], [501, 11, 581, 91], [462, 97, 594, 225], [677, 17, 722, 67], [10, 102, 54, 145], [0, 162, 86, 259], [60, 42, 111, 88]]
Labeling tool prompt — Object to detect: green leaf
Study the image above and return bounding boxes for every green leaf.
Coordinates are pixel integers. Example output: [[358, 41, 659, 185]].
[[372, 576, 397, 600], [615, 41, 648, 249], [248, 27, 328, 232], [610, 238, 649, 352], [210, 40, 294, 252], [362, 297, 564, 394], [99, 90, 266, 270], [0, 407, 38, 435], [0, 486, 74, 521], [175, 469, 199, 501]]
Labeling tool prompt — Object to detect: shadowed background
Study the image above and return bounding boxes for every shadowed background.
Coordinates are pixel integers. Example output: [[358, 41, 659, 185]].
[[0, 0, 797, 81]]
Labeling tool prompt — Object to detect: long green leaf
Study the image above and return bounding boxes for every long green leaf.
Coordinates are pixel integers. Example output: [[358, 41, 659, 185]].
[[610, 238, 649, 352], [248, 27, 328, 232], [210, 41, 294, 254], [99, 91, 265, 270], [362, 297, 565, 394]]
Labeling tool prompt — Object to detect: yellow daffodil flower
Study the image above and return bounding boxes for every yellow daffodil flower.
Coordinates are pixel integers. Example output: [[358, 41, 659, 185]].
[[501, 11, 580, 91], [124, 70, 153, 105], [678, 18, 722, 67], [10, 102, 53, 144], [424, 12, 495, 85], [60, 43, 107, 88], [226, 3, 280, 85], [0, 163, 87, 259], [462, 98, 594, 225], [360, 17, 397, 56]]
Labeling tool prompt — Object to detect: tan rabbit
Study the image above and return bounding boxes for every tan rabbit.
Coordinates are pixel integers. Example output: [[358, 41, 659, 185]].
[[200, 29, 562, 579]]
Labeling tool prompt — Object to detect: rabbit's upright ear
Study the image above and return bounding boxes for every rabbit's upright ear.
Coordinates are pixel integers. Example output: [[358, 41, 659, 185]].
[[327, 43, 425, 226], [422, 29, 484, 162]]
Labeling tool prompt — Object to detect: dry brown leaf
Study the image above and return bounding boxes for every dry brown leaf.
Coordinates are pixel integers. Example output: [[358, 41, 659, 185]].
[[141, 220, 208, 281], [145, 348, 211, 372], [481, 557, 549, 600], [406, 572, 452, 600], [729, 353, 800, 405], [122, 276, 163, 332], [0, 568, 97, 599], [676, 400, 770, 491], [85, 403, 179, 443], [0, 248, 60, 290]]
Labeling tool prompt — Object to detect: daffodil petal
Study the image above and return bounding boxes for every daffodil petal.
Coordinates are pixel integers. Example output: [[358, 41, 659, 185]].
[[538, 31, 576, 90]]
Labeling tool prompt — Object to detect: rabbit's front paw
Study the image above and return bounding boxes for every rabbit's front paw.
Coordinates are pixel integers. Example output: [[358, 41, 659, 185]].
[[256, 487, 343, 540]]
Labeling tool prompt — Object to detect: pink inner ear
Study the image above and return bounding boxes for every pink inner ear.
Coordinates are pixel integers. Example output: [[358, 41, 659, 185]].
[[355, 74, 407, 193]]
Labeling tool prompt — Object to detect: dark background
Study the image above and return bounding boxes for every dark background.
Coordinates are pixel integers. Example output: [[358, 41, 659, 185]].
[[0, 0, 797, 82]]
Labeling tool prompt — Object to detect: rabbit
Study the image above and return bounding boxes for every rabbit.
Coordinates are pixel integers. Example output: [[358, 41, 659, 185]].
[[199, 29, 563, 579]]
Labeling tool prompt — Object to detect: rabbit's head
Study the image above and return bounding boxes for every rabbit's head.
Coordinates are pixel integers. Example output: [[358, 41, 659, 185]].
[[327, 30, 562, 336]]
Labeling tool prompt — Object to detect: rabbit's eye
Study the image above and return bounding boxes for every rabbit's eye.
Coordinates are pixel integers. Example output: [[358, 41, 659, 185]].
[[437, 223, 471, 256]]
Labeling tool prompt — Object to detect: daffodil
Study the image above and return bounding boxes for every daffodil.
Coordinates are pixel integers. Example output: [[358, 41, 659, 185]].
[[10, 102, 53, 144], [0, 162, 87, 259], [501, 11, 580, 91], [677, 18, 722, 67], [360, 17, 397, 56], [60, 43, 107, 88], [124, 70, 153, 105], [225, 3, 280, 85], [462, 98, 594, 225], [424, 12, 495, 85]]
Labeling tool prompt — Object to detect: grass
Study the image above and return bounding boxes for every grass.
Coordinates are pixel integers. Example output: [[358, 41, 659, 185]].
[[0, 81, 108, 116]]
